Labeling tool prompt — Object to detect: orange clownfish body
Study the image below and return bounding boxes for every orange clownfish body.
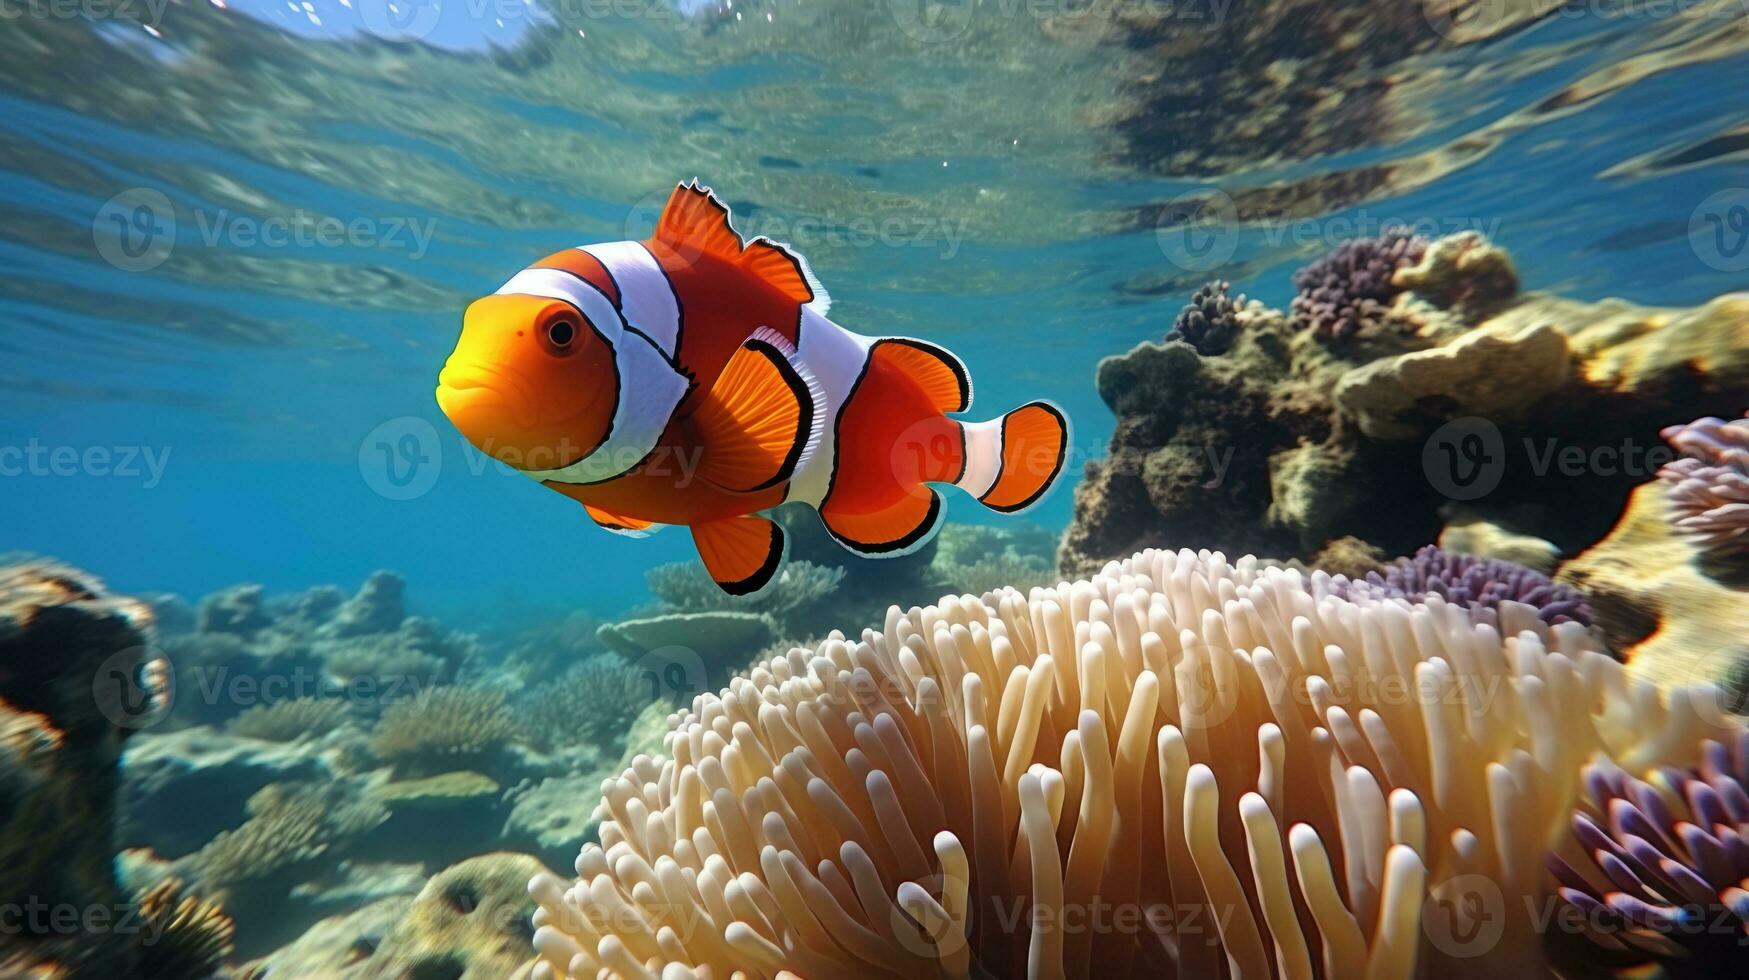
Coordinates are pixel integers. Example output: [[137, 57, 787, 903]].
[[436, 182, 1069, 594]]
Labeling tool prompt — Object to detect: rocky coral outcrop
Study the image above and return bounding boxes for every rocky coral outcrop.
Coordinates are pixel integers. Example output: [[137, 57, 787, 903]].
[[158, 571, 478, 728], [238, 854, 546, 979], [0, 561, 228, 977], [1558, 482, 1748, 690], [1063, 232, 1749, 579]]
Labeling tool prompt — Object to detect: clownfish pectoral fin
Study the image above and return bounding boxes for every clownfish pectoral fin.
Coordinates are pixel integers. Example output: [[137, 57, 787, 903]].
[[692, 515, 785, 595], [584, 504, 661, 538], [653, 181, 830, 313], [821, 488, 946, 558], [689, 328, 823, 493]]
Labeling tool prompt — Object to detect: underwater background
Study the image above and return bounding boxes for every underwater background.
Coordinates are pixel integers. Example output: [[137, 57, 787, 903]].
[[3, 1, 1749, 977]]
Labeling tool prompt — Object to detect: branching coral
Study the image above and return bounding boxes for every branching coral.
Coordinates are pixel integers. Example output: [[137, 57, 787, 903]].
[[1551, 734, 1749, 970], [527, 548, 1736, 979], [1658, 414, 1749, 559], [1335, 545, 1596, 628], [134, 877, 237, 979], [1167, 280, 1247, 356], [645, 559, 845, 619], [185, 780, 388, 888], [370, 685, 522, 773], [226, 696, 356, 743], [1290, 231, 1429, 340], [524, 655, 662, 751]]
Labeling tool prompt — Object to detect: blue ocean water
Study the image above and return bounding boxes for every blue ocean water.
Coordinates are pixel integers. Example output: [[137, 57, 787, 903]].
[[2, 0, 1746, 627]]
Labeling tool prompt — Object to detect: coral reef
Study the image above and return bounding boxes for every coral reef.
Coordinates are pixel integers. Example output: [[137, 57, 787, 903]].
[[159, 571, 478, 727], [133, 877, 237, 980], [238, 854, 548, 979], [1167, 280, 1247, 355], [1658, 413, 1749, 562], [227, 696, 357, 743], [182, 779, 389, 891], [1062, 233, 1749, 578], [1336, 545, 1594, 628], [0, 560, 233, 977], [528, 548, 1737, 978], [0, 561, 168, 974], [1551, 737, 1749, 971], [1289, 230, 1428, 340], [370, 686, 521, 775], [521, 655, 660, 751], [123, 725, 337, 857], [1558, 482, 1749, 691], [370, 852, 548, 978]]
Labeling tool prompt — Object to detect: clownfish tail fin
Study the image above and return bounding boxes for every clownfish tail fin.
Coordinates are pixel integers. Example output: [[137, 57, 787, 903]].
[[954, 401, 1070, 514]]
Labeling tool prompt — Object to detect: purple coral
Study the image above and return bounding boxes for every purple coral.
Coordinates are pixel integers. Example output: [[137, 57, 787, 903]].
[[1658, 414, 1749, 558], [1343, 545, 1594, 627], [1549, 736, 1749, 966], [1289, 230, 1428, 340], [1167, 280, 1246, 355]]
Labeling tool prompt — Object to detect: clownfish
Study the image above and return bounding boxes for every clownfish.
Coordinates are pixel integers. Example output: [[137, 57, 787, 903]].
[[435, 182, 1069, 594]]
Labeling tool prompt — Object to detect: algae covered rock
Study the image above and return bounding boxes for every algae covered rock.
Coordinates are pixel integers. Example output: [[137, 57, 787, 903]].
[[369, 853, 547, 979], [1063, 231, 1749, 576], [1558, 482, 1748, 690]]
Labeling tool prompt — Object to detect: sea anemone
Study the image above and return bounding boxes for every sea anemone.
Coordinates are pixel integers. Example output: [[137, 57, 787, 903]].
[[1550, 734, 1749, 970], [526, 548, 1734, 979], [1335, 545, 1595, 628], [1167, 280, 1246, 356], [1290, 231, 1428, 341], [1658, 414, 1749, 559]]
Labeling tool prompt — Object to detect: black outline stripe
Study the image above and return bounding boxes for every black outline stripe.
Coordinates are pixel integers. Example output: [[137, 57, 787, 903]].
[[746, 236, 815, 306], [712, 519, 786, 596], [736, 339, 814, 493], [546, 306, 618, 470], [823, 490, 943, 557], [978, 401, 1070, 514], [817, 347, 874, 520], [545, 266, 684, 374]]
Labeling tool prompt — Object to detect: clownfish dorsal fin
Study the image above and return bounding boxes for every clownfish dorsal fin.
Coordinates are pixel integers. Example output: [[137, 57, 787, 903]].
[[689, 328, 823, 493], [692, 514, 785, 595], [653, 181, 832, 314]]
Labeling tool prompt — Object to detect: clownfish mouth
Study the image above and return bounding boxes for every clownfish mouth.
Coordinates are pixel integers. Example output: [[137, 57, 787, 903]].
[[436, 361, 539, 432]]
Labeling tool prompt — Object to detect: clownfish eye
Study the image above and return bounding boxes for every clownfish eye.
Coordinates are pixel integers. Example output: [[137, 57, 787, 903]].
[[545, 317, 578, 352]]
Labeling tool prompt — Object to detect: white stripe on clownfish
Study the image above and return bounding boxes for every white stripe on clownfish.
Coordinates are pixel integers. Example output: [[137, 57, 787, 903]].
[[494, 267, 691, 486], [782, 304, 873, 509], [578, 241, 683, 359], [954, 416, 1003, 499]]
